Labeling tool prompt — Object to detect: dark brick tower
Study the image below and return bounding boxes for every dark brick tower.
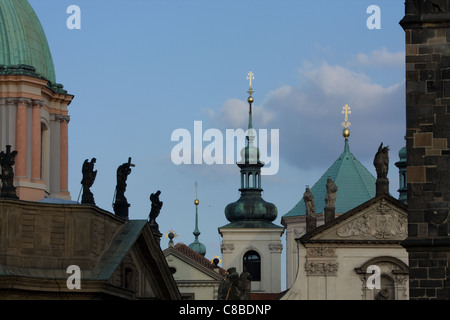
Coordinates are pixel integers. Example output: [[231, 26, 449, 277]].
[[400, 0, 450, 299]]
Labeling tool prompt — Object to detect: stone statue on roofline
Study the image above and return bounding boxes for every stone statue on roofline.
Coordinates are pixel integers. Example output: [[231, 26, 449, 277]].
[[81, 158, 97, 205], [303, 187, 316, 216], [0, 145, 18, 199], [113, 157, 135, 219], [325, 177, 338, 209], [148, 190, 163, 231], [373, 142, 389, 180]]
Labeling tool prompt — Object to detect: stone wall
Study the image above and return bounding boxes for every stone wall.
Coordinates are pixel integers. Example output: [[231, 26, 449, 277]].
[[400, 0, 450, 299]]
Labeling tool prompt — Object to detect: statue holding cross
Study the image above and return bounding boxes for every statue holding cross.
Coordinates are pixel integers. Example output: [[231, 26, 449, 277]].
[[113, 157, 135, 219]]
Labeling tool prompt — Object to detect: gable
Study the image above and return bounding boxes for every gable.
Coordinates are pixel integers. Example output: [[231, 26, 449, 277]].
[[107, 226, 181, 299], [165, 253, 221, 281], [308, 197, 407, 242], [164, 245, 225, 281]]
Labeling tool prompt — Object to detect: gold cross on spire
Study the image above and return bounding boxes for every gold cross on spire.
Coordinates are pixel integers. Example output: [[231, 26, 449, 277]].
[[247, 71, 254, 96], [247, 71, 254, 88], [341, 104, 351, 128]]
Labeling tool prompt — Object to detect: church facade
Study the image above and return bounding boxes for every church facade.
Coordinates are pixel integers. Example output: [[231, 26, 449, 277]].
[[281, 194, 409, 300]]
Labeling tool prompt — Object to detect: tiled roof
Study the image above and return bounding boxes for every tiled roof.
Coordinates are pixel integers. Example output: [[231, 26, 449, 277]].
[[173, 243, 227, 277], [283, 139, 376, 218]]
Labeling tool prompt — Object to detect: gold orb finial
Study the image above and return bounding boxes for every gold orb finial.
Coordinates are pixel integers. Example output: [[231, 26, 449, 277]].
[[194, 199, 199, 205], [248, 96, 254, 104], [341, 104, 351, 139], [343, 127, 350, 139]]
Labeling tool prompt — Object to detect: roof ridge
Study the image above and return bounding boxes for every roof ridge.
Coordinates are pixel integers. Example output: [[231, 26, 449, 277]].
[[174, 243, 226, 276]]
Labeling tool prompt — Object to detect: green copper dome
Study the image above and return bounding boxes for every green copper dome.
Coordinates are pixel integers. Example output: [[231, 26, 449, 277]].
[[188, 239, 206, 257], [0, 0, 56, 83], [283, 139, 376, 218], [225, 189, 278, 225]]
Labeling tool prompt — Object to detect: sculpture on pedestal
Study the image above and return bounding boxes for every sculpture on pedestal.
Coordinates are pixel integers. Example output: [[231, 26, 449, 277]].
[[113, 157, 134, 219], [148, 190, 163, 231], [374, 143, 390, 196], [374, 143, 389, 179], [325, 177, 338, 209], [81, 158, 97, 205], [304, 187, 317, 232], [0, 145, 18, 199]]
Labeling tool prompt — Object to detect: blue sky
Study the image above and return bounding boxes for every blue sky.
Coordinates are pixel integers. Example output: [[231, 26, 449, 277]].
[[29, 0, 406, 290]]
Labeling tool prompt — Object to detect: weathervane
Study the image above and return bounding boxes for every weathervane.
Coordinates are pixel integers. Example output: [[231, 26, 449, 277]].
[[341, 104, 351, 139]]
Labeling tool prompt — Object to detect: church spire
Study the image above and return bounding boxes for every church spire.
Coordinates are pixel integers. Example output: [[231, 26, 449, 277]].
[[239, 71, 262, 167], [193, 181, 200, 238], [224, 71, 277, 225], [246, 71, 255, 144], [188, 181, 206, 256]]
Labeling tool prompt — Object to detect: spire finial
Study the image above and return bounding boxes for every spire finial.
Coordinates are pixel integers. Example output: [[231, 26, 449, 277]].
[[194, 180, 199, 205], [193, 181, 200, 237], [341, 104, 351, 139], [247, 71, 254, 96], [165, 229, 178, 247], [246, 71, 255, 140]]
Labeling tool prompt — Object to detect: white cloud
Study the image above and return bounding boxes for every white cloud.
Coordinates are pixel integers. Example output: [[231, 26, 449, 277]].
[[355, 47, 404, 68], [212, 98, 275, 129], [207, 61, 405, 176]]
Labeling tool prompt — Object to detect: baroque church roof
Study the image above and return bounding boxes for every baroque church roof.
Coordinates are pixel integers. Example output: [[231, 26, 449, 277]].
[[283, 138, 376, 218], [0, 0, 56, 83]]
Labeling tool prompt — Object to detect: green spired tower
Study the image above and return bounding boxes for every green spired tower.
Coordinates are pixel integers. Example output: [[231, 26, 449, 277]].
[[218, 72, 284, 294], [189, 181, 206, 257]]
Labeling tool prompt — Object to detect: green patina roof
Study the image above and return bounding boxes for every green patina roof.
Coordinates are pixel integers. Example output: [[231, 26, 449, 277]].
[[283, 139, 376, 218], [0, 0, 56, 83], [188, 240, 206, 257]]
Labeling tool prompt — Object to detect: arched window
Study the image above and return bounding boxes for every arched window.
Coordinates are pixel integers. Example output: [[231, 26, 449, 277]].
[[243, 250, 261, 281]]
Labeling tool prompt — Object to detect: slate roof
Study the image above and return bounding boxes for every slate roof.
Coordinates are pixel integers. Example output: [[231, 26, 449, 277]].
[[283, 139, 376, 218]]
